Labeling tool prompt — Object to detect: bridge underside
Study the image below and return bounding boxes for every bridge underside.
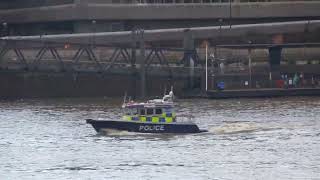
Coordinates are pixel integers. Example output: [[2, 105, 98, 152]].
[[0, 1, 320, 36], [1, 20, 320, 75], [4, 20, 320, 45], [0, 1, 320, 98]]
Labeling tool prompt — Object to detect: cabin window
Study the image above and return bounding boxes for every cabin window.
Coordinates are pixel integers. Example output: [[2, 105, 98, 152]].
[[155, 108, 162, 115], [125, 108, 138, 115], [140, 109, 145, 115], [146, 108, 154, 115], [132, 108, 138, 115], [163, 108, 173, 113], [125, 109, 130, 115]]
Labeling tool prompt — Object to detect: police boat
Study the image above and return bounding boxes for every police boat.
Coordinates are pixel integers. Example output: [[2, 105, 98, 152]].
[[86, 90, 207, 134]]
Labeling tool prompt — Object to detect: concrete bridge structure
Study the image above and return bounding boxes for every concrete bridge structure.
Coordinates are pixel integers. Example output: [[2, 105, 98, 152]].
[[0, 0, 319, 36], [1, 0, 320, 98]]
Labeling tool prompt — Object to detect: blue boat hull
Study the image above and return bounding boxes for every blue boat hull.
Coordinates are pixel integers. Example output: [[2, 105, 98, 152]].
[[86, 119, 207, 134]]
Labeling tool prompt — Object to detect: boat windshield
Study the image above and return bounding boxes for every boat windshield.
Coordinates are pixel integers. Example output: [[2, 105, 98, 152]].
[[124, 108, 138, 115]]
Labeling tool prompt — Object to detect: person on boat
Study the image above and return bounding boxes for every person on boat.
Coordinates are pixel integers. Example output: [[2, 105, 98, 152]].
[[162, 89, 174, 102]]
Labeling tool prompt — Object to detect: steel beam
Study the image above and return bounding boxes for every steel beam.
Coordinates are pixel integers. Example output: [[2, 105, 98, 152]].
[[104, 48, 120, 72], [4, 20, 320, 45], [85, 47, 103, 72], [13, 49, 28, 69], [49, 48, 65, 71], [159, 50, 173, 77], [32, 47, 47, 70], [0, 46, 9, 63]]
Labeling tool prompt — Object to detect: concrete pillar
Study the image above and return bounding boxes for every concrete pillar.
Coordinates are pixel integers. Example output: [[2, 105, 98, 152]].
[[268, 46, 282, 87], [269, 46, 282, 70], [131, 34, 137, 68], [131, 30, 137, 98], [183, 29, 195, 65], [1, 22, 8, 37], [138, 29, 146, 98], [189, 57, 194, 88], [248, 48, 252, 88], [183, 29, 195, 89], [183, 30, 194, 47]]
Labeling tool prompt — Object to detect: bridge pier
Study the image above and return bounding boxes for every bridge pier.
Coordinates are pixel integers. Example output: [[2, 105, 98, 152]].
[[269, 46, 282, 87], [130, 31, 138, 99], [183, 29, 195, 89], [137, 29, 146, 99]]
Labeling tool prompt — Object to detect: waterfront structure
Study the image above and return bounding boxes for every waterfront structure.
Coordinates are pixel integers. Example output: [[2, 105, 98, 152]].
[[0, 0, 319, 36], [0, 0, 320, 98]]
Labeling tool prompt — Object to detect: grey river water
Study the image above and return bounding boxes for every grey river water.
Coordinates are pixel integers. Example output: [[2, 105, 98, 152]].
[[0, 97, 320, 180]]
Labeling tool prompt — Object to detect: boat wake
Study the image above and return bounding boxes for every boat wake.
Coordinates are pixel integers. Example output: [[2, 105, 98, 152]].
[[208, 122, 282, 135], [99, 122, 282, 136], [98, 128, 206, 139], [100, 128, 140, 136], [98, 129, 182, 140]]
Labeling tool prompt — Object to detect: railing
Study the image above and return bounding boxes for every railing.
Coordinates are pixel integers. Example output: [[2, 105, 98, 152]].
[[91, 0, 317, 4]]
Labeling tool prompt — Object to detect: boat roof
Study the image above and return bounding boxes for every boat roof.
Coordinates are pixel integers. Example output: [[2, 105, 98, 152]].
[[122, 89, 175, 109], [123, 99, 174, 109]]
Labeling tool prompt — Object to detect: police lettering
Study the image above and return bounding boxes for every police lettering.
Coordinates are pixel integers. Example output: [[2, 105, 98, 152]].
[[139, 125, 165, 131]]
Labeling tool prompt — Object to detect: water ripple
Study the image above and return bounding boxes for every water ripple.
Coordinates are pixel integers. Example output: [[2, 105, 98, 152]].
[[0, 97, 319, 179]]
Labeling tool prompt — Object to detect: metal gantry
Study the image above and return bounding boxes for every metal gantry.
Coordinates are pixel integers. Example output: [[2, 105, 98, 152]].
[[0, 39, 201, 75]]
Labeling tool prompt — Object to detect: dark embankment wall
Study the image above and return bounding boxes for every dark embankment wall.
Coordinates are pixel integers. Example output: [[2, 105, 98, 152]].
[[0, 71, 189, 99]]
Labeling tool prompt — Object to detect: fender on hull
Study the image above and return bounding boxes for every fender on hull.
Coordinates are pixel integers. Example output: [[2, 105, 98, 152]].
[[86, 119, 207, 134]]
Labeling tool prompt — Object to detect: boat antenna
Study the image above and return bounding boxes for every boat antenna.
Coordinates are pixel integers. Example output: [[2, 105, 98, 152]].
[[169, 86, 174, 100], [123, 92, 127, 104], [163, 86, 167, 96]]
